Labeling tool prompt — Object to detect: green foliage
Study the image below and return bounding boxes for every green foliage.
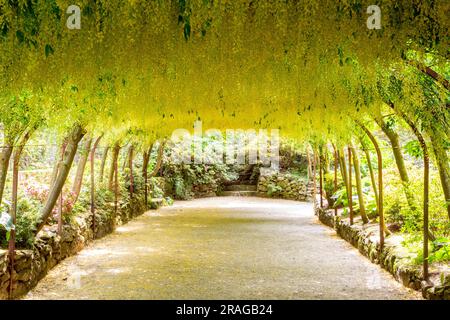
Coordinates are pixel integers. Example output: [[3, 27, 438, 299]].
[[403, 140, 423, 159], [0, 197, 41, 248], [403, 234, 450, 264], [267, 183, 283, 197], [332, 187, 348, 208]]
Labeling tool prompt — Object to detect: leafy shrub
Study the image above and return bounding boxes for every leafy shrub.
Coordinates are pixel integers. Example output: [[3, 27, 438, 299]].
[[0, 197, 41, 248], [267, 183, 283, 197]]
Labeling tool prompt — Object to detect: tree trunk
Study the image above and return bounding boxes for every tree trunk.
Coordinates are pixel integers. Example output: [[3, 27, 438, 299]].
[[375, 118, 416, 211], [114, 152, 119, 216], [35, 125, 86, 234], [386, 102, 431, 280], [149, 141, 165, 178], [306, 149, 312, 182], [360, 138, 379, 211], [90, 135, 103, 235], [49, 139, 68, 187], [8, 128, 33, 297], [56, 143, 67, 235], [99, 146, 109, 184], [356, 121, 388, 248], [332, 144, 338, 216], [319, 151, 323, 208], [350, 145, 369, 224], [142, 145, 152, 208], [128, 145, 134, 198], [312, 150, 317, 207], [402, 115, 430, 280], [72, 135, 92, 203], [108, 143, 120, 191], [0, 143, 13, 205], [348, 146, 353, 225], [338, 149, 349, 200], [428, 129, 450, 220]]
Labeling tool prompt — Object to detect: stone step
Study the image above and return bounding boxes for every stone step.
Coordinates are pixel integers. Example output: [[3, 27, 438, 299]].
[[224, 184, 257, 192], [221, 191, 258, 197]]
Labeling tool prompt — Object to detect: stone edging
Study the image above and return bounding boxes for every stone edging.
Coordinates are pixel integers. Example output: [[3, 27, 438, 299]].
[[0, 197, 147, 299], [316, 206, 450, 300]]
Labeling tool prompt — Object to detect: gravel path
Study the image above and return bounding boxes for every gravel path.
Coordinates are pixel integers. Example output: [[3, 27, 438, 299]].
[[24, 197, 420, 300]]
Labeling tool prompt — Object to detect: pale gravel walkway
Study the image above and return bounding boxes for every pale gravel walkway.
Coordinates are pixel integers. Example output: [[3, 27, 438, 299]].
[[24, 197, 420, 300]]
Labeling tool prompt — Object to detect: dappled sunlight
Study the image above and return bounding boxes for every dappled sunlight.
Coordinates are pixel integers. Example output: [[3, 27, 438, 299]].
[[24, 198, 419, 300]]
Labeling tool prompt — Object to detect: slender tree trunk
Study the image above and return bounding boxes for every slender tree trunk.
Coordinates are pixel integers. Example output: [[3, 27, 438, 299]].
[[90, 135, 103, 235], [99, 146, 109, 184], [428, 129, 450, 220], [8, 128, 33, 298], [149, 141, 165, 178], [375, 118, 416, 211], [386, 102, 431, 280], [109, 143, 120, 191], [56, 143, 66, 235], [128, 145, 134, 199], [319, 151, 323, 208], [338, 149, 349, 200], [332, 144, 338, 216], [50, 139, 68, 187], [360, 138, 379, 211], [400, 114, 430, 281], [312, 150, 317, 208], [114, 152, 119, 216], [306, 149, 312, 182], [122, 147, 129, 172], [0, 143, 13, 205], [348, 146, 353, 225], [356, 122, 387, 248], [72, 135, 92, 203], [142, 145, 152, 208], [35, 125, 86, 234], [350, 144, 368, 224]]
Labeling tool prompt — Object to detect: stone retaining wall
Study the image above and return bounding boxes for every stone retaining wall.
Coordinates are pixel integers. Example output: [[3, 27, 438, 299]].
[[0, 196, 146, 299], [257, 172, 312, 201], [317, 207, 450, 300]]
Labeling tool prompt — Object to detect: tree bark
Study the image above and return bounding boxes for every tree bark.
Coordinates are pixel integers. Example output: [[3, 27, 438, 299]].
[[49, 139, 68, 188], [428, 129, 450, 220], [350, 144, 368, 224], [312, 149, 317, 208], [142, 145, 152, 207], [332, 144, 338, 216], [114, 151, 119, 216], [0, 143, 13, 205], [356, 121, 388, 248], [338, 149, 349, 200], [407, 59, 450, 91], [128, 145, 134, 198], [35, 125, 86, 234], [72, 135, 92, 203], [8, 128, 33, 297], [386, 102, 431, 280], [99, 146, 109, 184], [108, 143, 120, 191], [375, 117, 416, 211], [319, 150, 323, 208], [348, 146, 353, 225], [404, 118, 430, 280], [90, 135, 103, 234], [149, 141, 165, 178], [360, 138, 379, 210]]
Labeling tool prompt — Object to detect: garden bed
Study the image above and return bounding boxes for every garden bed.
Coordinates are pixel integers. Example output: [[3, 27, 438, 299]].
[[0, 196, 147, 299], [316, 206, 450, 300]]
